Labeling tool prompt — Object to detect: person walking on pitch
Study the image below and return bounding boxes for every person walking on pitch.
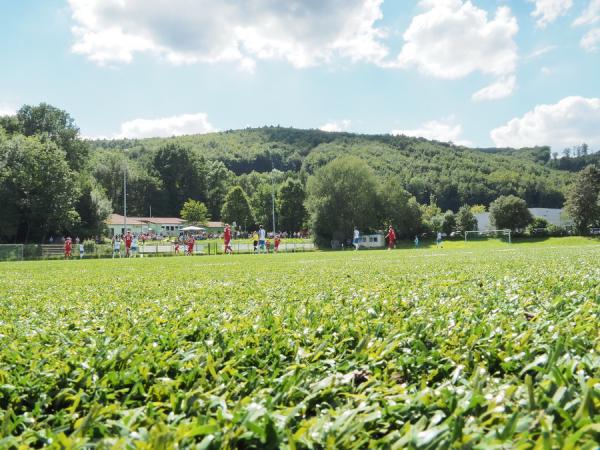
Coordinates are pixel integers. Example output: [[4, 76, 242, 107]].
[[353, 227, 360, 251], [385, 225, 396, 250], [131, 235, 139, 257], [64, 237, 72, 259], [224, 224, 233, 254], [258, 225, 267, 254], [112, 236, 121, 258], [124, 231, 133, 257]]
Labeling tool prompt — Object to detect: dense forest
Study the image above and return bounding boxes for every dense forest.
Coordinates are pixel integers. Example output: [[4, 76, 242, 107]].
[[1, 103, 597, 243], [91, 126, 573, 212]]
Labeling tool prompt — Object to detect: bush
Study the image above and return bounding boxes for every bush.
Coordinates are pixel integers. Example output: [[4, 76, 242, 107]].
[[489, 195, 533, 231]]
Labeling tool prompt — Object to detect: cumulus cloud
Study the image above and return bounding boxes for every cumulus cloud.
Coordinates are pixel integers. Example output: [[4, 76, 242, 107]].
[[392, 0, 518, 80], [529, 0, 573, 27], [581, 28, 600, 51], [0, 104, 16, 116], [472, 76, 516, 101], [116, 113, 216, 139], [573, 0, 600, 26], [392, 117, 472, 146], [491, 96, 600, 150], [319, 120, 352, 132], [68, 0, 388, 69]]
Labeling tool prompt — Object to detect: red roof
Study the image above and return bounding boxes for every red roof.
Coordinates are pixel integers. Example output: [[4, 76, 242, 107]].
[[142, 217, 185, 224], [106, 214, 146, 225], [206, 221, 224, 228], [106, 214, 185, 225]]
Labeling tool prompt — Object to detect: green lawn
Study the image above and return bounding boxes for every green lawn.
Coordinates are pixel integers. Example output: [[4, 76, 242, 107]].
[[0, 240, 599, 448]]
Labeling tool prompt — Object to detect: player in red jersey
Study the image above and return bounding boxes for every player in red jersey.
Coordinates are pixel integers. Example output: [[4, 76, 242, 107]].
[[274, 234, 281, 253], [187, 236, 195, 255], [223, 224, 233, 254], [124, 231, 133, 257], [64, 237, 72, 259], [385, 225, 396, 250]]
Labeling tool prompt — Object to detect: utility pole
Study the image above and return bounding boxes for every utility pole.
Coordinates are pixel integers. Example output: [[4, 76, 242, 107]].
[[271, 170, 276, 237], [268, 151, 276, 236], [123, 166, 127, 235]]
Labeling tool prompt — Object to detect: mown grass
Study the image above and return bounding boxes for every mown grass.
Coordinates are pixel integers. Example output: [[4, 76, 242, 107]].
[[0, 241, 599, 448]]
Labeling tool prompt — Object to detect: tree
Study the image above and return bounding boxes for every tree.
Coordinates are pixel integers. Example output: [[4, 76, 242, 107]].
[[581, 143, 589, 156], [152, 144, 207, 216], [470, 204, 487, 214], [0, 135, 79, 242], [441, 210, 456, 235], [206, 160, 234, 220], [306, 156, 379, 246], [180, 199, 208, 225], [73, 176, 112, 238], [221, 186, 255, 230], [16, 103, 89, 170], [252, 183, 275, 230], [489, 195, 533, 231], [277, 178, 307, 232], [564, 165, 600, 234], [456, 205, 478, 234], [420, 194, 442, 224], [378, 178, 423, 238]]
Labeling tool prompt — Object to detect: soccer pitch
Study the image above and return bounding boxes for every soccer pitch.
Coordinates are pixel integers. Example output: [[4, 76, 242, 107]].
[[1, 240, 599, 448]]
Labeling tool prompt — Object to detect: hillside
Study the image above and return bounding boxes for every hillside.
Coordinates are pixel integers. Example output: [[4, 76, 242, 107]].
[[91, 127, 568, 211]]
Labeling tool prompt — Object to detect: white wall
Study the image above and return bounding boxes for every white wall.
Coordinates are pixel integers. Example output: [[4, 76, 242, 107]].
[[475, 208, 570, 231]]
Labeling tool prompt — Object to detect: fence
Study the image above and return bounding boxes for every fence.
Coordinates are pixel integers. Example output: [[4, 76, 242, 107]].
[[0, 241, 316, 262]]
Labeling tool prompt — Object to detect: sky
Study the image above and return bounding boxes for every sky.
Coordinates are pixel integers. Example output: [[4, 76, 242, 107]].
[[0, 0, 599, 151]]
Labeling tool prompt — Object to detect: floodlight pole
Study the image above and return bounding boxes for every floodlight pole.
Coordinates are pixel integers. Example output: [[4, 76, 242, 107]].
[[123, 166, 127, 235], [269, 151, 276, 236]]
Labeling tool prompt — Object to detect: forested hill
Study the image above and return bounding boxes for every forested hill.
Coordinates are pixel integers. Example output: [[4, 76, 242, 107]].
[[91, 126, 568, 211]]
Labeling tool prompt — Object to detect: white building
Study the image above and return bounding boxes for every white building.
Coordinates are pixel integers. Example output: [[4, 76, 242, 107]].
[[474, 208, 571, 231], [105, 214, 186, 236]]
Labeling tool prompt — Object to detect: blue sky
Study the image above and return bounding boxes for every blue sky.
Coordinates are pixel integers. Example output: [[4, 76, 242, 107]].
[[1, 0, 599, 151]]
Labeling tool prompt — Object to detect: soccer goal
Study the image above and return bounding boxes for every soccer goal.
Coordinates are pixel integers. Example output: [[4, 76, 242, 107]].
[[464, 229, 512, 244], [0, 244, 24, 261]]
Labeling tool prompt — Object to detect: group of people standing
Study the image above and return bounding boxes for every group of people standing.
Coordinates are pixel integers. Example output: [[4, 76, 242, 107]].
[[352, 225, 441, 251], [63, 236, 85, 259], [111, 231, 139, 258], [251, 225, 282, 254]]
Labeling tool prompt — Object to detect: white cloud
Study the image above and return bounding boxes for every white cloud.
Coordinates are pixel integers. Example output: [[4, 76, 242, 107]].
[[392, 0, 518, 80], [573, 0, 600, 26], [541, 66, 552, 75], [581, 28, 600, 51], [491, 96, 600, 150], [0, 104, 16, 116], [392, 117, 472, 146], [319, 120, 351, 132], [472, 76, 516, 101], [526, 45, 557, 58], [529, 0, 573, 28], [68, 0, 388, 69], [116, 113, 216, 139]]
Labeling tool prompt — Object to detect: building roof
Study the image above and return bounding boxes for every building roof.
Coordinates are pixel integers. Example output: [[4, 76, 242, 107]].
[[206, 221, 224, 228], [142, 217, 185, 224], [106, 214, 146, 226]]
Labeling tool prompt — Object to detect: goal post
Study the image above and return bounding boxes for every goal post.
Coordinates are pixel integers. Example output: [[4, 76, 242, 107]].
[[0, 244, 24, 261], [464, 229, 512, 244]]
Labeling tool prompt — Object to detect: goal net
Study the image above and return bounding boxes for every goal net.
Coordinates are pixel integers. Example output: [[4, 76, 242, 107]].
[[464, 229, 512, 244], [0, 244, 24, 261]]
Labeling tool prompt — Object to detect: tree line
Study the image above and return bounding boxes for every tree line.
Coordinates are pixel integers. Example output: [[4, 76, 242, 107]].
[[1, 103, 598, 243]]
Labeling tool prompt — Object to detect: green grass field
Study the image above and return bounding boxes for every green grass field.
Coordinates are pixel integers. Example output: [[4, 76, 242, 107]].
[[1, 239, 599, 448]]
